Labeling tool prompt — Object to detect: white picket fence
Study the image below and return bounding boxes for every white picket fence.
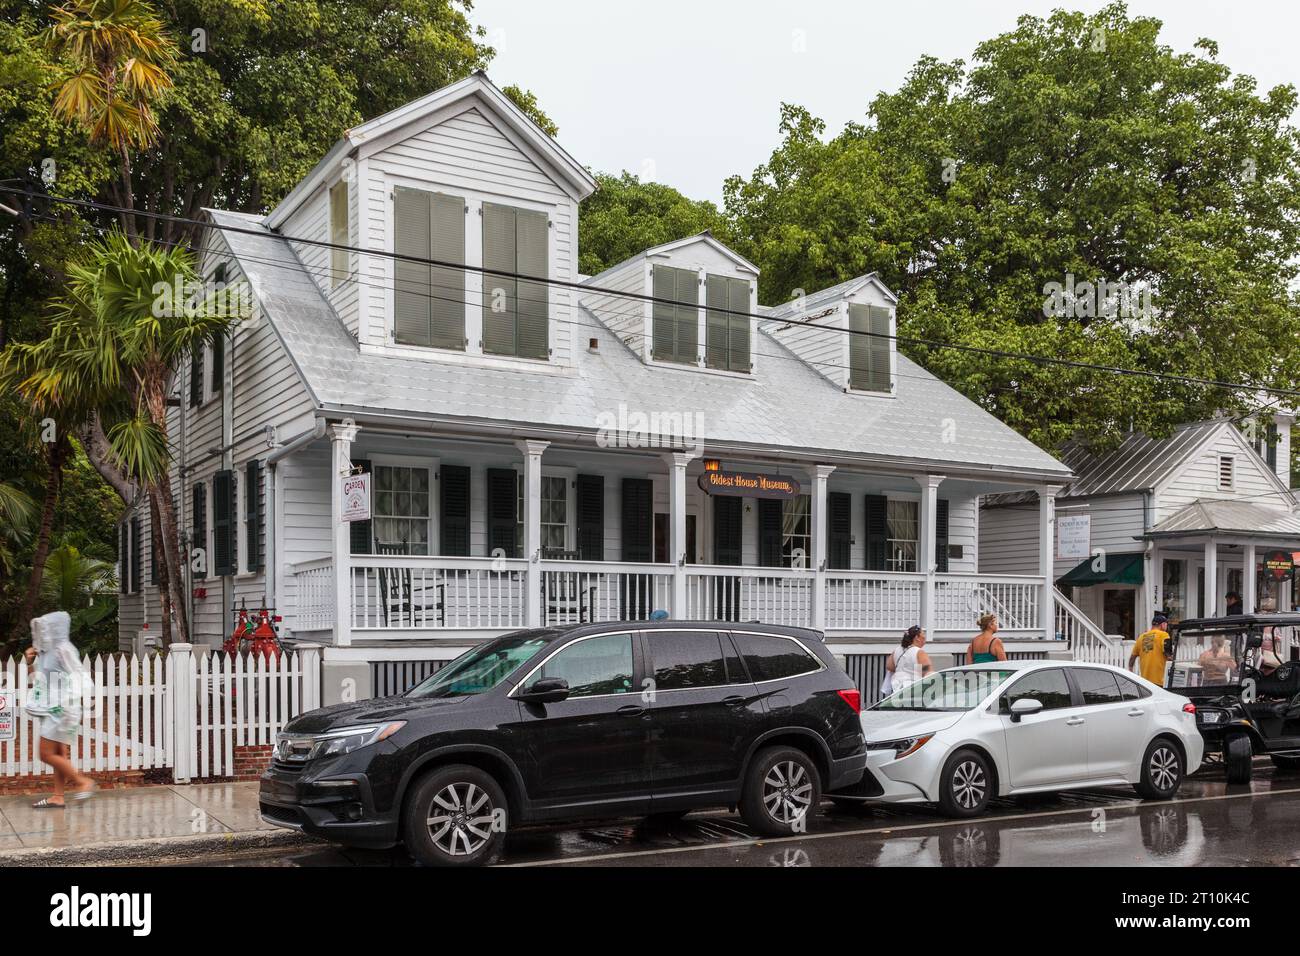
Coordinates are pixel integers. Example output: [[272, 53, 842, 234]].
[[0, 642, 321, 782]]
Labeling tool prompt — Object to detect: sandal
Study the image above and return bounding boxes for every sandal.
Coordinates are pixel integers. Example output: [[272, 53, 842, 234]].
[[70, 782, 99, 802], [32, 797, 65, 809]]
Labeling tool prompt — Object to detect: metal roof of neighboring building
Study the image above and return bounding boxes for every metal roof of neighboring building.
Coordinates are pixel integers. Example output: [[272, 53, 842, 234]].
[[206, 209, 1071, 481], [1144, 499, 1300, 539]]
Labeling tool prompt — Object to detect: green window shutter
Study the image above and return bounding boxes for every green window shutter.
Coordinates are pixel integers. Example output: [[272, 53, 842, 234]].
[[394, 186, 432, 347], [429, 192, 466, 349], [515, 208, 549, 359], [486, 467, 518, 558], [482, 202, 518, 356], [728, 276, 751, 371], [210, 334, 224, 395], [330, 180, 349, 286], [828, 492, 852, 570], [189, 348, 202, 406], [130, 517, 141, 594], [864, 494, 889, 571], [705, 274, 729, 369], [620, 478, 653, 562], [712, 496, 743, 566], [653, 266, 697, 364], [212, 469, 237, 576], [576, 474, 604, 561], [867, 305, 892, 391], [935, 498, 950, 573], [848, 305, 871, 390], [757, 498, 783, 567], [674, 268, 698, 364], [150, 510, 158, 586], [652, 266, 676, 361], [192, 483, 207, 580], [440, 464, 471, 556], [706, 276, 751, 371], [349, 459, 372, 555], [120, 524, 129, 594], [245, 459, 263, 573]]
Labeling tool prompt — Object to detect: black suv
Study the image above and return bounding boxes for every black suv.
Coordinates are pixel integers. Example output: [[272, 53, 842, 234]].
[[260, 621, 867, 865]]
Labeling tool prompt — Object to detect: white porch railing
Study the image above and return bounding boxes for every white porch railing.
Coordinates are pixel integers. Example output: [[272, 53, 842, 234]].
[[824, 570, 922, 630], [684, 565, 814, 626], [349, 555, 529, 630], [1055, 589, 1126, 666], [934, 573, 1043, 631], [293, 557, 334, 631], [540, 561, 673, 626]]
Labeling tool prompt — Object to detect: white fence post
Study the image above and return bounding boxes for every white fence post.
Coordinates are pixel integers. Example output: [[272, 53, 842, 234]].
[[297, 643, 322, 712], [169, 643, 194, 784]]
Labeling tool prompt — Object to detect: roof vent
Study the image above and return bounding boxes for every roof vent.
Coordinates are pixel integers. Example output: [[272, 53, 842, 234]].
[[588, 337, 599, 352]]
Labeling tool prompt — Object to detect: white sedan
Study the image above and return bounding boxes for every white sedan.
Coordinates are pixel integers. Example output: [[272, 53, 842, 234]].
[[829, 660, 1204, 817]]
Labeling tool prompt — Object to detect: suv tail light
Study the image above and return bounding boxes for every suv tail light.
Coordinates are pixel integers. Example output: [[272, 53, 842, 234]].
[[1183, 702, 1197, 715], [837, 688, 862, 714]]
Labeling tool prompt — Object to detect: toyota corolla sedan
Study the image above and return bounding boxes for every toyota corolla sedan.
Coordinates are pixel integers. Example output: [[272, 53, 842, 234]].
[[828, 660, 1203, 817]]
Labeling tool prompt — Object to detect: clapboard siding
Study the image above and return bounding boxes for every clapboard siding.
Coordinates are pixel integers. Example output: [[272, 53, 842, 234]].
[[280, 176, 361, 337], [768, 312, 846, 388], [1157, 427, 1289, 521], [978, 502, 1039, 576], [580, 261, 647, 355]]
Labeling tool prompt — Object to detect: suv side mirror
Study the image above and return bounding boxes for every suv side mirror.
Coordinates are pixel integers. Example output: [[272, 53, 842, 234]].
[[517, 677, 570, 704], [1009, 698, 1043, 723]]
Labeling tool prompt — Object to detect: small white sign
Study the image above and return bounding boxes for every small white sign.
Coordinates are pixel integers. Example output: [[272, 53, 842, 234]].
[[1057, 514, 1091, 560], [341, 472, 370, 523], [0, 690, 13, 742]]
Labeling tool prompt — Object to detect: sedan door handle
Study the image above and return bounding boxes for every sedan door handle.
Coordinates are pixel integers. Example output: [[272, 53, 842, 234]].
[[1066, 717, 1085, 726], [1127, 709, 1146, 717], [616, 704, 646, 717], [721, 695, 747, 707]]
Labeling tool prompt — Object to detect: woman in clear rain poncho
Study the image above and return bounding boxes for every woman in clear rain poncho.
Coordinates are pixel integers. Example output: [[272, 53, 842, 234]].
[[24, 610, 96, 808]]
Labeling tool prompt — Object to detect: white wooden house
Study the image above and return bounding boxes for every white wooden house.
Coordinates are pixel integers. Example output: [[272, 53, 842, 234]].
[[981, 414, 1299, 644], [115, 73, 1082, 695]]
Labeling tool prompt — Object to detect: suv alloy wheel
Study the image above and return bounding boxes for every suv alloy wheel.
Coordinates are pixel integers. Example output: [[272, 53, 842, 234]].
[[741, 746, 822, 836], [403, 764, 507, 866]]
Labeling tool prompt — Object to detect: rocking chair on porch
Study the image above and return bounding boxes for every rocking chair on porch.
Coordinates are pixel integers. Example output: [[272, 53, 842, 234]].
[[541, 548, 595, 624], [375, 541, 444, 627]]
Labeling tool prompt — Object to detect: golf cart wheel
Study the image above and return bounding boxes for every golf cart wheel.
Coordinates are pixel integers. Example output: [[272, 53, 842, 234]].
[[1270, 754, 1300, 772], [1134, 737, 1183, 800], [937, 748, 993, 818], [1224, 734, 1254, 785]]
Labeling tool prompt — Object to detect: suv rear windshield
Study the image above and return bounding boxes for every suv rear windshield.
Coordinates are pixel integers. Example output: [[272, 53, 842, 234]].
[[407, 634, 550, 698]]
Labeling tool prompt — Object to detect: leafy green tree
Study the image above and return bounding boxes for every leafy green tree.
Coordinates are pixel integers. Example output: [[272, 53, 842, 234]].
[[0, 480, 37, 575], [725, 3, 1300, 452], [578, 171, 732, 276], [40, 542, 116, 646]]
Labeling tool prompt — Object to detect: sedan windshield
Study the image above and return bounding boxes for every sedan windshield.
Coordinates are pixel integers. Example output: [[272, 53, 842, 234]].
[[407, 634, 551, 699], [875, 669, 1014, 711]]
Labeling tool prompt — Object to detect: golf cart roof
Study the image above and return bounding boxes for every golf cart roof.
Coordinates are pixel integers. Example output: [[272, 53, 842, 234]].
[[1173, 613, 1300, 634]]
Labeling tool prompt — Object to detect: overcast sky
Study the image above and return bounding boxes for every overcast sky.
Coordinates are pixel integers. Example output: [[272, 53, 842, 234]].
[[469, 0, 1299, 205]]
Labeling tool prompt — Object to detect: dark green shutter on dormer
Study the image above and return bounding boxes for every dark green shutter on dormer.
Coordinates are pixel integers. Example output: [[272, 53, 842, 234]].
[[349, 459, 372, 555], [935, 498, 950, 573], [395, 188, 467, 350], [620, 478, 652, 562], [486, 467, 518, 558], [828, 492, 852, 570], [440, 465, 471, 556], [576, 474, 604, 561], [212, 469, 236, 576], [515, 209, 549, 359], [706, 275, 751, 372], [849, 304, 892, 393], [483, 204, 548, 359], [758, 498, 783, 567], [864, 494, 888, 571], [652, 266, 698, 364]]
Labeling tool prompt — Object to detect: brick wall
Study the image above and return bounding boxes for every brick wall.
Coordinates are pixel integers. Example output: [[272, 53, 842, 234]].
[[231, 744, 273, 781], [0, 769, 149, 796]]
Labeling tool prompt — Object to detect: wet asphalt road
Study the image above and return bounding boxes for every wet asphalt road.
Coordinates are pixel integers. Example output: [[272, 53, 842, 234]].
[[191, 759, 1300, 867]]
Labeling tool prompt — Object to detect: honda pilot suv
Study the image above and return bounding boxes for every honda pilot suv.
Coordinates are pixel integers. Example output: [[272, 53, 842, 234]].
[[260, 622, 867, 865]]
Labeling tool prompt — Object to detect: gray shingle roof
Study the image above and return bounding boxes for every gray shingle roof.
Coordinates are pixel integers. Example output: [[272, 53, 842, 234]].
[[207, 210, 1069, 480], [1146, 499, 1300, 538]]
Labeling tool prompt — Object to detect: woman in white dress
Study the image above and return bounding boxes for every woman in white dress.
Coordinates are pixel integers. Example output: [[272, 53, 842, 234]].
[[26, 611, 96, 808], [885, 625, 933, 693]]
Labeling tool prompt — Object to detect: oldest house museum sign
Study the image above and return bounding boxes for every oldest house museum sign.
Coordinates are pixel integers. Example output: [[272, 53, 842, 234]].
[[697, 470, 801, 499]]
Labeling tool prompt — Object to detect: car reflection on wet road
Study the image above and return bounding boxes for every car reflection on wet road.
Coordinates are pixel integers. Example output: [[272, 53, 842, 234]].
[[197, 761, 1300, 867]]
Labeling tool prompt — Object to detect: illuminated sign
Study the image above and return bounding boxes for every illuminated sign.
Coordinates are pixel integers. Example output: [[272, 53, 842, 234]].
[[1263, 550, 1294, 580], [697, 470, 801, 499]]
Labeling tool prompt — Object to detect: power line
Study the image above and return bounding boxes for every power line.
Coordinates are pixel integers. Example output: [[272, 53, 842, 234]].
[[6, 185, 1300, 400]]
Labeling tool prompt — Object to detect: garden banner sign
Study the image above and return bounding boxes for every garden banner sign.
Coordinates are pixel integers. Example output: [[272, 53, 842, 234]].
[[698, 470, 801, 499], [341, 472, 371, 523]]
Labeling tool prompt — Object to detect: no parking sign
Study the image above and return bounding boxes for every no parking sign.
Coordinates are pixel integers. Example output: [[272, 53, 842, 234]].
[[0, 690, 13, 742]]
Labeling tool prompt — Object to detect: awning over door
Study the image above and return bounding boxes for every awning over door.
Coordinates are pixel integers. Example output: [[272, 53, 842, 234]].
[[1057, 551, 1144, 588]]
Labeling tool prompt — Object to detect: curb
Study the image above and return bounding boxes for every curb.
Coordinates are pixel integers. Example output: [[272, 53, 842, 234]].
[[0, 827, 321, 867]]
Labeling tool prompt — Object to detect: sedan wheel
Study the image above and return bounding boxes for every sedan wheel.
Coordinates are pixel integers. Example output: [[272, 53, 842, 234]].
[[1134, 738, 1184, 800], [403, 765, 507, 867], [938, 749, 993, 818]]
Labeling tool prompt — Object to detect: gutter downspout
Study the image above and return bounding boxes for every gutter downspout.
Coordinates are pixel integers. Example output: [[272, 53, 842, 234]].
[[265, 419, 328, 626]]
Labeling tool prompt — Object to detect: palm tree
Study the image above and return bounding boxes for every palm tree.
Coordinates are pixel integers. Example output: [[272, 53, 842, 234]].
[[0, 482, 38, 577], [46, 0, 178, 238], [41, 544, 118, 638], [5, 231, 244, 643]]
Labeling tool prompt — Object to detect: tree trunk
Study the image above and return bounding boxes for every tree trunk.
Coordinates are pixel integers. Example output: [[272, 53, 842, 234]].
[[6, 438, 67, 648], [150, 479, 189, 644], [75, 413, 135, 503], [148, 494, 173, 646]]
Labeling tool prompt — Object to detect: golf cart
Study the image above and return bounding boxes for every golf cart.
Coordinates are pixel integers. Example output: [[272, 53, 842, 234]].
[[1165, 613, 1300, 784]]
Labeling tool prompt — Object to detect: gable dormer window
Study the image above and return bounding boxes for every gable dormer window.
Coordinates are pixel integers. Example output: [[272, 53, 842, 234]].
[[705, 274, 751, 372], [651, 265, 699, 364], [483, 202, 549, 359], [329, 180, 349, 288], [394, 186, 467, 350], [848, 303, 892, 393]]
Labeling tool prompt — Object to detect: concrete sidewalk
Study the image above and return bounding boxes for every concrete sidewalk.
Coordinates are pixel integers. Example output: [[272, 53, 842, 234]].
[[0, 781, 316, 865]]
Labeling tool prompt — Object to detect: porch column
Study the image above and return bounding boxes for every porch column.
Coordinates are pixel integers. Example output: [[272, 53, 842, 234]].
[[916, 474, 945, 636], [328, 421, 360, 646], [1243, 543, 1257, 614], [516, 440, 549, 627], [663, 452, 695, 618], [1039, 485, 1063, 639], [810, 465, 835, 630], [1204, 538, 1218, 617]]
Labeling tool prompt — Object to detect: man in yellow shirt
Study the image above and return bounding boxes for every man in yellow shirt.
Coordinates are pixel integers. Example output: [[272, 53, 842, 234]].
[[1130, 612, 1171, 685]]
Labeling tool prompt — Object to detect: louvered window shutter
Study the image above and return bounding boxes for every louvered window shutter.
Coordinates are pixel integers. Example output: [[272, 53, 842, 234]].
[[620, 478, 653, 562], [864, 494, 889, 571], [192, 483, 207, 580], [728, 277, 751, 371], [348, 459, 372, 554], [210, 334, 224, 395], [515, 208, 549, 359], [482, 203, 517, 355], [674, 268, 698, 363], [130, 517, 142, 593], [394, 186, 432, 346], [828, 492, 852, 570], [440, 465, 471, 556], [430, 192, 466, 349], [712, 497, 743, 566], [652, 266, 676, 360], [935, 498, 950, 573], [150, 511, 159, 585], [576, 474, 604, 561], [330, 180, 349, 286], [245, 459, 263, 572], [190, 348, 202, 406], [705, 274, 729, 369], [213, 469, 237, 576], [486, 468, 519, 558], [757, 499, 784, 567], [867, 305, 892, 391], [120, 525, 129, 593]]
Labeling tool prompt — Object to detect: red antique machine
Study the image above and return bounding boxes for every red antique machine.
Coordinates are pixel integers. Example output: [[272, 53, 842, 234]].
[[226, 600, 282, 661]]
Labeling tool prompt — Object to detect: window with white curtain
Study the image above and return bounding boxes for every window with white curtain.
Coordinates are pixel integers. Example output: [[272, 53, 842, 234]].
[[886, 499, 919, 572], [782, 495, 811, 568], [372, 464, 431, 554]]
